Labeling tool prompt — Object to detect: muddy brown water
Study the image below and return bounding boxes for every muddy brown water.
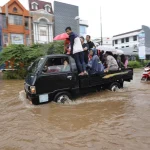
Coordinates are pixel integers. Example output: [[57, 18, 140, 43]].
[[0, 69, 150, 150]]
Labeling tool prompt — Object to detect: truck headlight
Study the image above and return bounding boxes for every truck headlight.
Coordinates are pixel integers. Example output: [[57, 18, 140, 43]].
[[30, 86, 36, 94]]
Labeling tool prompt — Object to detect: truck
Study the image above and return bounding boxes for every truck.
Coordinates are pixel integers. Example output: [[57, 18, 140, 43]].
[[24, 54, 133, 105]]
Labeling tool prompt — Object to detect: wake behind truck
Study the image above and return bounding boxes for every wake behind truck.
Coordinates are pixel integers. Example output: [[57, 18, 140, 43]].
[[24, 54, 133, 105]]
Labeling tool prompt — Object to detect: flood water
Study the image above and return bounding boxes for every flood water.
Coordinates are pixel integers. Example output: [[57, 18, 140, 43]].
[[0, 69, 150, 150]]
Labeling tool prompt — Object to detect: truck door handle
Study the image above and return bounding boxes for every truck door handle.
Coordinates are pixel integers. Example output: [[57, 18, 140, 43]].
[[67, 76, 72, 80]]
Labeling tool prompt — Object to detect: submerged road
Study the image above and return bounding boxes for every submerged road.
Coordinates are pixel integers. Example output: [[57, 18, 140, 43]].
[[0, 69, 150, 150]]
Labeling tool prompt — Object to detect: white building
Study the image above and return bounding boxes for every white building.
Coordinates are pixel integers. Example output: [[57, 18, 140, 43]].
[[92, 37, 112, 46], [79, 20, 88, 38], [112, 29, 141, 49], [29, 0, 54, 44]]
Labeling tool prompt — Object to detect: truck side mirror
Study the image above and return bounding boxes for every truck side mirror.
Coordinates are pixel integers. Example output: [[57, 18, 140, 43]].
[[27, 62, 33, 71], [27, 66, 31, 71]]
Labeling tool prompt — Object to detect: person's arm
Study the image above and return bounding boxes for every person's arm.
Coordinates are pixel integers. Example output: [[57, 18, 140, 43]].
[[69, 35, 74, 55], [124, 59, 128, 68], [92, 42, 95, 48], [83, 44, 88, 51]]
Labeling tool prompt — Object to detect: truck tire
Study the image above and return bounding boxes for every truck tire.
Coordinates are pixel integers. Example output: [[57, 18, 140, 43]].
[[54, 92, 72, 104], [109, 82, 121, 92]]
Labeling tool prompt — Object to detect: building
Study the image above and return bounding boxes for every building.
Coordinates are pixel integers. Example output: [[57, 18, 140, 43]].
[[92, 37, 112, 46], [112, 26, 150, 58], [79, 19, 88, 37], [54, 1, 79, 36], [28, 0, 54, 43], [112, 29, 141, 49], [0, 0, 32, 47]]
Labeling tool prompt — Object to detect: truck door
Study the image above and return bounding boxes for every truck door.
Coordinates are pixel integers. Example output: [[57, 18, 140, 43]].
[[35, 56, 77, 95]]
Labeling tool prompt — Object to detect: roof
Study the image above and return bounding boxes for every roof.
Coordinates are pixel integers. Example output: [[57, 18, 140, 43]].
[[1, 0, 30, 16], [29, 0, 53, 14], [113, 29, 142, 37]]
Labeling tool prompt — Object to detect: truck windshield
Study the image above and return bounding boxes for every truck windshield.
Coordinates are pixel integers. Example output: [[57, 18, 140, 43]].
[[28, 57, 45, 74]]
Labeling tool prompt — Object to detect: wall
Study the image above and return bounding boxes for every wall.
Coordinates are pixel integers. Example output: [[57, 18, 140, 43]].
[[114, 36, 139, 49], [54, 1, 79, 36], [0, 15, 2, 52], [30, 11, 53, 22], [142, 25, 150, 48]]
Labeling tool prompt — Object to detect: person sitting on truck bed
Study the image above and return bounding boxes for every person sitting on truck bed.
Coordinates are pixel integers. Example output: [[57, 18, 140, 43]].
[[104, 51, 119, 72], [88, 50, 104, 75], [62, 59, 70, 72]]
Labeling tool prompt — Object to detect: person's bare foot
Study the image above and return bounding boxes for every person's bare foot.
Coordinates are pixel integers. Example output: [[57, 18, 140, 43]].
[[78, 72, 84, 76], [84, 71, 88, 75]]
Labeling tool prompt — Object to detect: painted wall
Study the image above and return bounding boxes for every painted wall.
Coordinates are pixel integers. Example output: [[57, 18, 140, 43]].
[[1, 0, 32, 46]]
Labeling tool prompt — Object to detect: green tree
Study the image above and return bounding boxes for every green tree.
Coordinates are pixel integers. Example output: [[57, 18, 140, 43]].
[[0, 41, 64, 79]]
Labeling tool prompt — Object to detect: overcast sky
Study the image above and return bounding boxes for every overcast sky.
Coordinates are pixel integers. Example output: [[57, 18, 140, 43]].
[[1, 0, 150, 38]]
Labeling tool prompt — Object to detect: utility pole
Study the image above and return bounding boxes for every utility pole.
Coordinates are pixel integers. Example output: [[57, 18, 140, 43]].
[[100, 6, 103, 45]]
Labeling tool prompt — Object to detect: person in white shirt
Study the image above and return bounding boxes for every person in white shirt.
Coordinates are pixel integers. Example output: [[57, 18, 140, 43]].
[[65, 27, 88, 76]]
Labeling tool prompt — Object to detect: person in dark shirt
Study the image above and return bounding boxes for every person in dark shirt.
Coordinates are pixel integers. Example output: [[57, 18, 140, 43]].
[[80, 36, 89, 64], [65, 27, 88, 76], [86, 35, 95, 50]]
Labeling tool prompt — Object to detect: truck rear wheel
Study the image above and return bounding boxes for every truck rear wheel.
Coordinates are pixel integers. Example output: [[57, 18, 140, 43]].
[[109, 82, 121, 92], [54, 92, 72, 104]]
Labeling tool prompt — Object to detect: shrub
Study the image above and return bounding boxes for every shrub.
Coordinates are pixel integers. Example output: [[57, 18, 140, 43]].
[[0, 41, 64, 79], [2, 69, 27, 79], [128, 61, 141, 68]]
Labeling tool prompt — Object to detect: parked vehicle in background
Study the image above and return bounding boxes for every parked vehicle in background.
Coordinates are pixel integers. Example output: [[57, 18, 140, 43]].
[[141, 62, 150, 81]]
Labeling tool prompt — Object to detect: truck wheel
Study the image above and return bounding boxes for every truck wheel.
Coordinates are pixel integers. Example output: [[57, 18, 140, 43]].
[[54, 92, 72, 104], [109, 82, 121, 92]]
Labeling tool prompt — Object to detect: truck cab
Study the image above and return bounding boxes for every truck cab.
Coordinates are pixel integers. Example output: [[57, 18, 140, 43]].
[[25, 54, 133, 105]]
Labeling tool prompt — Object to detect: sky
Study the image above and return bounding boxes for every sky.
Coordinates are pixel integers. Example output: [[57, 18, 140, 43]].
[[1, 0, 150, 38]]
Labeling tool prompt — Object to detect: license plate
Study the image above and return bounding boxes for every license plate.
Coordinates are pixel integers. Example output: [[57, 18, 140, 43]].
[[39, 94, 49, 103]]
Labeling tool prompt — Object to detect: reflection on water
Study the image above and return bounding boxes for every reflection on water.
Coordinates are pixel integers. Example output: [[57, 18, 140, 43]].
[[0, 69, 150, 150]]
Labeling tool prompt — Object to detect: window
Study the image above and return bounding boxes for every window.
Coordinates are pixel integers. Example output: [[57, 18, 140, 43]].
[[122, 46, 124, 48], [26, 35, 29, 46], [2, 15, 7, 29], [126, 37, 129, 42], [31, 2, 38, 10], [115, 40, 118, 44], [43, 57, 71, 73], [133, 35, 137, 41], [44, 5, 51, 13], [121, 38, 124, 43], [126, 45, 129, 47], [112, 41, 114, 46], [13, 7, 17, 13], [40, 30, 47, 36], [9, 15, 23, 25], [115, 47, 118, 49], [80, 25, 86, 35], [25, 17, 29, 30], [11, 34, 24, 44]]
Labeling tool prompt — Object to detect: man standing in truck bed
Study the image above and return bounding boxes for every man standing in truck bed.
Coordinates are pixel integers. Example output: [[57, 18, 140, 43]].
[[65, 27, 88, 76]]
